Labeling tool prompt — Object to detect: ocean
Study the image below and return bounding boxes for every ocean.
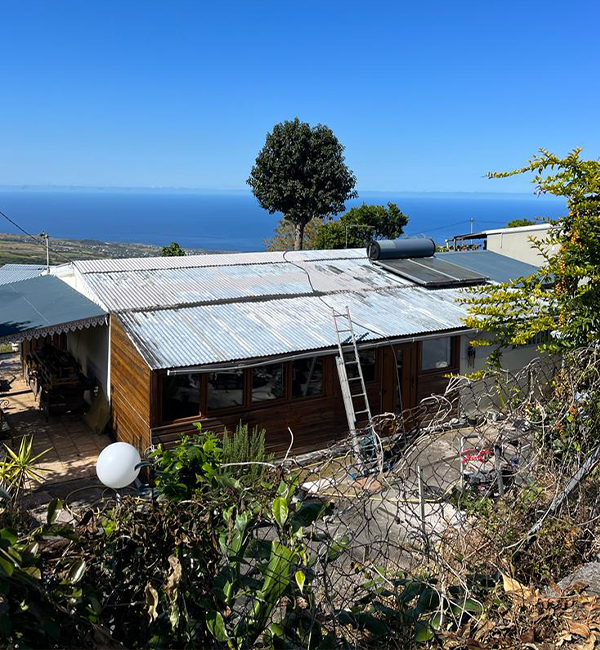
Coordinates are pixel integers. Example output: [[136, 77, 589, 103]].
[[0, 188, 567, 252]]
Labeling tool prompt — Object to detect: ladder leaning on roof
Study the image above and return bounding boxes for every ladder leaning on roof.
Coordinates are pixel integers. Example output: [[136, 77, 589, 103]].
[[332, 306, 373, 471]]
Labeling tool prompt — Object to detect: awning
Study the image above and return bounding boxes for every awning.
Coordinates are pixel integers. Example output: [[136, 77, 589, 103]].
[[0, 275, 108, 344]]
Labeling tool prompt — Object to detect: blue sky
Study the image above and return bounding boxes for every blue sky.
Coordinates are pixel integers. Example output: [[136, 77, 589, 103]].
[[1, 0, 598, 193]]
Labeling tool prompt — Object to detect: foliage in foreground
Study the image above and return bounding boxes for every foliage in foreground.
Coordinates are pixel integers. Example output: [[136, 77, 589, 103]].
[[462, 148, 600, 355]]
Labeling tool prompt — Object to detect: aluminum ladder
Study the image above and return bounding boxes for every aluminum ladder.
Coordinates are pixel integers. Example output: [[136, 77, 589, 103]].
[[332, 307, 372, 467]]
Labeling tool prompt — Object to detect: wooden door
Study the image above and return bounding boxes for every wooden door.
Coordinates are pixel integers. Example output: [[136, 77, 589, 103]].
[[381, 343, 417, 415]]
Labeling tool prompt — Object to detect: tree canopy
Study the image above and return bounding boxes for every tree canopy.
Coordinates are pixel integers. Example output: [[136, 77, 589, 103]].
[[160, 241, 186, 257], [506, 218, 536, 228], [462, 148, 600, 355], [312, 202, 409, 249], [247, 118, 357, 250]]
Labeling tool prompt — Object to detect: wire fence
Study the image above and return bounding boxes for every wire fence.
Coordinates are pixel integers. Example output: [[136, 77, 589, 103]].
[[211, 345, 600, 647], [51, 345, 600, 648]]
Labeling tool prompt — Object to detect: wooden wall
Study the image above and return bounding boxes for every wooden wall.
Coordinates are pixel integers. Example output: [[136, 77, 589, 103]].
[[147, 336, 461, 457], [151, 355, 351, 456], [110, 316, 153, 452]]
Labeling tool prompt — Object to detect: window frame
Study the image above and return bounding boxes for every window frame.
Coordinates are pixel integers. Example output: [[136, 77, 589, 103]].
[[158, 356, 330, 425], [418, 336, 458, 374]]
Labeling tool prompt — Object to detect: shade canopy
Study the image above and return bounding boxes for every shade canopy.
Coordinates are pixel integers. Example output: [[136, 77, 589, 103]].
[[0, 275, 107, 343]]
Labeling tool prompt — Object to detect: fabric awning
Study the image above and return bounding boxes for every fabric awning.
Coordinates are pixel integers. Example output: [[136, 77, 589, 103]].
[[0, 275, 108, 343]]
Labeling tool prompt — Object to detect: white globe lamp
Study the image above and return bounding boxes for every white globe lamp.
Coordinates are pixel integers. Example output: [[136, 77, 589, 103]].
[[96, 442, 141, 489]]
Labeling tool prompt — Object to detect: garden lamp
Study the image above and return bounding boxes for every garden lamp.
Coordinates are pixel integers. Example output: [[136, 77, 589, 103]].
[[96, 442, 141, 489]]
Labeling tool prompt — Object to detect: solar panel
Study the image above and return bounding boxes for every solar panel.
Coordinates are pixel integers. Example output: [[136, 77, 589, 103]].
[[374, 256, 488, 287]]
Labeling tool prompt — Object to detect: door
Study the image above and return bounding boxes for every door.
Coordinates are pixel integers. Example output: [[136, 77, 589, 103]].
[[381, 343, 417, 415]]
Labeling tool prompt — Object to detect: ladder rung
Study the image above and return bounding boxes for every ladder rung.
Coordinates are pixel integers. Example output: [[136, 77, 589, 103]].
[[348, 377, 362, 381], [345, 360, 359, 364], [355, 409, 370, 415]]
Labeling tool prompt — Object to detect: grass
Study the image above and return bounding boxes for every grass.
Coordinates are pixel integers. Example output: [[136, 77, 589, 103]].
[[0, 344, 14, 354]]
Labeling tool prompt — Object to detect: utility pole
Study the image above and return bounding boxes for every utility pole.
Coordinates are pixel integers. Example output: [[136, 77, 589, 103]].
[[39, 232, 49, 273]]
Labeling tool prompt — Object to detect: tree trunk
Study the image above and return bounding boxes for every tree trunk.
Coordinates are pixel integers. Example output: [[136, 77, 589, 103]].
[[294, 221, 305, 251]]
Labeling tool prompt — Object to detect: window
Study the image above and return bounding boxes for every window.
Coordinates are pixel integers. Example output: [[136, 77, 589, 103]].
[[292, 357, 324, 398], [207, 370, 244, 411], [162, 373, 201, 421], [421, 337, 452, 371], [252, 363, 285, 403], [347, 349, 376, 382]]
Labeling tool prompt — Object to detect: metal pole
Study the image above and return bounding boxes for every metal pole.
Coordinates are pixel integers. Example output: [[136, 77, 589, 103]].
[[494, 444, 504, 497], [417, 465, 427, 551], [40, 232, 49, 272]]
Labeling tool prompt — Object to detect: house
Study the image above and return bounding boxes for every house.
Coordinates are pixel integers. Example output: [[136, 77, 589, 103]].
[[451, 223, 556, 266], [0, 263, 46, 285], [0, 245, 541, 456]]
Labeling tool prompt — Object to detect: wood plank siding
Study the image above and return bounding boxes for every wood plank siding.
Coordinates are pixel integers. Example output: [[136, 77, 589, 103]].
[[110, 316, 153, 452]]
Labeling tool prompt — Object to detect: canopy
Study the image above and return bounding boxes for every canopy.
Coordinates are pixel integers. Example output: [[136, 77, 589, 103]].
[[0, 275, 107, 343]]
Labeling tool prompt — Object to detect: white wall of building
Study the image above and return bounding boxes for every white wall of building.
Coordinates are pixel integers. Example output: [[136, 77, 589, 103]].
[[458, 332, 556, 417], [66, 325, 110, 401], [485, 224, 557, 266]]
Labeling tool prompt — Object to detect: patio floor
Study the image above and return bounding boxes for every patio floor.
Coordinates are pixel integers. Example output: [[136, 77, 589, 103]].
[[0, 352, 112, 486]]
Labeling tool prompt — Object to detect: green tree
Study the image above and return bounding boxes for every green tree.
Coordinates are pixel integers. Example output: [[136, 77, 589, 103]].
[[247, 118, 357, 251], [506, 218, 536, 228], [160, 241, 186, 257], [264, 217, 321, 251], [313, 202, 409, 249], [462, 148, 600, 354]]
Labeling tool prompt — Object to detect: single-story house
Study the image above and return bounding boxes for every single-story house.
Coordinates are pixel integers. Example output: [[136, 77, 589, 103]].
[[451, 223, 557, 266], [0, 246, 541, 455], [0, 263, 46, 285]]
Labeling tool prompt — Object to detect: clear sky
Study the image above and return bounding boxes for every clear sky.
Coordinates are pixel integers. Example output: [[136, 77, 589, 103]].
[[1, 0, 598, 193]]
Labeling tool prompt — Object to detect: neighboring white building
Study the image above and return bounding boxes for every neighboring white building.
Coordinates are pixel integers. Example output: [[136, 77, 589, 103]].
[[452, 223, 558, 266]]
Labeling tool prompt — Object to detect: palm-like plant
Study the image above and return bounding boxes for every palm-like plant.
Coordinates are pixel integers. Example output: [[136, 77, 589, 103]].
[[0, 436, 50, 501]]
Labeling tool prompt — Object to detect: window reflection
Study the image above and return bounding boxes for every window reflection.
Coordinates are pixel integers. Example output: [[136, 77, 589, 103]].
[[421, 337, 451, 370], [162, 374, 201, 421], [347, 349, 376, 382], [252, 363, 285, 402], [292, 357, 323, 397], [207, 370, 244, 410]]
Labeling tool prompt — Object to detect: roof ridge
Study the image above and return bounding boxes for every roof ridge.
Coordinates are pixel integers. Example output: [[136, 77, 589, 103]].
[[116, 284, 422, 316]]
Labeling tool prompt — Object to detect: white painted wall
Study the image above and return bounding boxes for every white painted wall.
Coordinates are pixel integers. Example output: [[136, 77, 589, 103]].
[[485, 224, 558, 266], [458, 332, 556, 417], [66, 325, 110, 402]]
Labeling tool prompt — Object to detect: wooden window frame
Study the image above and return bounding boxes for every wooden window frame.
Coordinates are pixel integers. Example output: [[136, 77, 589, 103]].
[[417, 336, 460, 374], [158, 356, 330, 425]]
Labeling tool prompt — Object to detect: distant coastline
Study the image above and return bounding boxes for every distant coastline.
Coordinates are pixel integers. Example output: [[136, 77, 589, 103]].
[[0, 232, 220, 266], [0, 188, 566, 253]]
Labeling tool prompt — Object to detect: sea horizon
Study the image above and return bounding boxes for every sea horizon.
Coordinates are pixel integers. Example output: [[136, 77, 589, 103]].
[[0, 187, 567, 253]]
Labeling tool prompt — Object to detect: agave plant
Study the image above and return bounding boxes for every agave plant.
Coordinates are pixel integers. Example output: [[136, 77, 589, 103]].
[[0, 436, 50, 501]]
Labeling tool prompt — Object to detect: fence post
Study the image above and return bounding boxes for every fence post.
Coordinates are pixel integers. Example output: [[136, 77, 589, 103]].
[[417, 465, 428, 554], [494, 444, 504, 497]]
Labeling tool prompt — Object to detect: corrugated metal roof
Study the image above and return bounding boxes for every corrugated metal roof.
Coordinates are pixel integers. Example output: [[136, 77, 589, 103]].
[[119, 286, 468, 370], [79, 258, 411, 312], [0, 264, 46, 285], [438, 250, 539, 283], [0, 275, 108, 343], [71, 248, 366, 274]]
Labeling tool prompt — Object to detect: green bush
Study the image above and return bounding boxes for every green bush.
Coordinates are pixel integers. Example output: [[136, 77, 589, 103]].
[[222, 423, 274, 484]]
